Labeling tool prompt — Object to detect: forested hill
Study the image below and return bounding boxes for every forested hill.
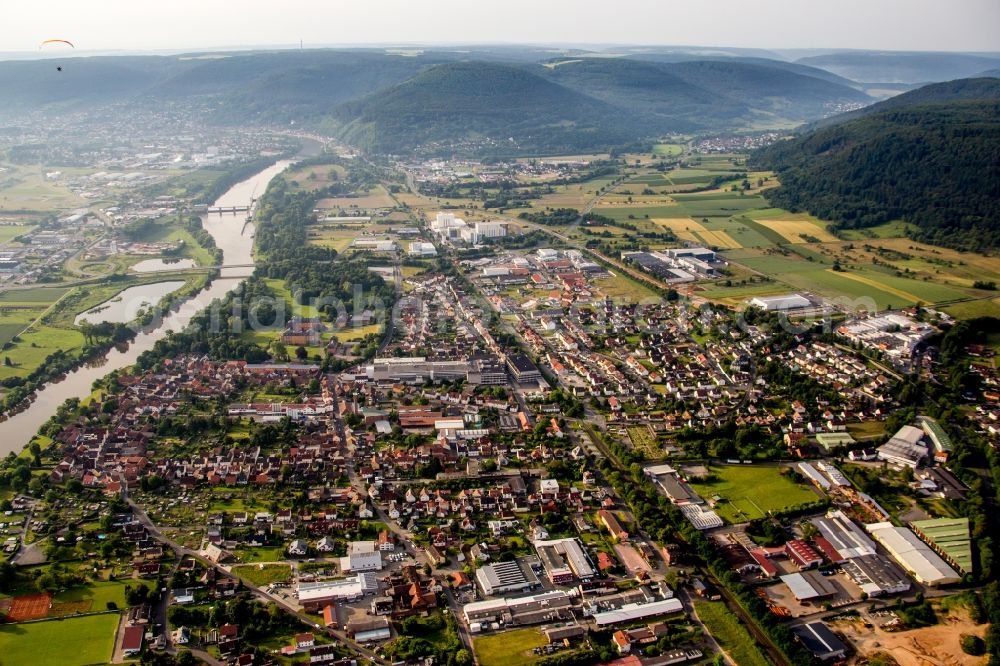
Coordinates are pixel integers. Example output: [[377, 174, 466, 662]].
[[804, 76, 1000, 129], [328, 58, 870, 155], [0, 49, 872, 156], [329, 61, 646, 155], [751, 89, 1000, 251], [536, 57, 867, 129]]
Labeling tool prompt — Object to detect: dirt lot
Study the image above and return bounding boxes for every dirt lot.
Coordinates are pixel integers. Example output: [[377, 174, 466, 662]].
[[835, 608, 987, 665]]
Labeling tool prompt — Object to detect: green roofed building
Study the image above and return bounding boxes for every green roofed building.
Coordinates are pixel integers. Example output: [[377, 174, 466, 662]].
[[815, 433, 856, 451], [918, 416, 952, 462], [909, 517, 972, 575]]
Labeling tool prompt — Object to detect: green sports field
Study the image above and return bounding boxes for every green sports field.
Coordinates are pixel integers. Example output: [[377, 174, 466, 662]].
[[0, 613, 119, 666], [688, 465, 818, 523]]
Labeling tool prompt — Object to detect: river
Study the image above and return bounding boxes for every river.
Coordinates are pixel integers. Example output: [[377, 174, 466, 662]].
[[0, 157, 296, 456], [74, 281, 187, 326]]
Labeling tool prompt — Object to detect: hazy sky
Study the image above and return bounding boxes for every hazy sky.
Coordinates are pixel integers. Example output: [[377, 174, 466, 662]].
[[5, 0, 999, 54]]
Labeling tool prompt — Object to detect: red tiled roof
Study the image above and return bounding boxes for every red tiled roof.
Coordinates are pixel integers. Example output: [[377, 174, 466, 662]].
[[813, 536, 844, 563], [749, 549, 779, 577], [121, 625, 144, 651]]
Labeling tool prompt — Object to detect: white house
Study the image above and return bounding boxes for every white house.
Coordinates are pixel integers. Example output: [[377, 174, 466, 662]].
[[341, 541, 383, 572], [288, 539, 309, 557]]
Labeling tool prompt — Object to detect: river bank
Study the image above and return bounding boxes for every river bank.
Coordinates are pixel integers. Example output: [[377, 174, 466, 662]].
[[0, 141, 320, 456]]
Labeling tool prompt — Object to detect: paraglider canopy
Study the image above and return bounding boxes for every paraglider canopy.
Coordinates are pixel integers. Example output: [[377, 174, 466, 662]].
[[39, 39, 74, 71]]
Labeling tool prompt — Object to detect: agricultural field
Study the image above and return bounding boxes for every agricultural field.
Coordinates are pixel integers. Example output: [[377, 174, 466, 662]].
[[0, 613, 119, 666], [591, 205, 681, 222], [393, 190, 443, 213], [721, 247, 975, 310], [693, 601, 771, 666], [0, 286, 69, 306], [687, 464, 819, 523], [651, 217, 703, 243], [599, 193, 675, 209], [401, 264, 431, 280], [694, 228, 741, 249], [673, 193, 769, 219], [629, 174, 672, 188], [556, 150, 1000, 320], [530, 174, 620, 210], [942, 298, 1000, 320], [742, 210, 837, 243], [733, 216, 790, 246], [814, 237, 1000, 291], [520, 153, 610, 163], [0, 287, 83, 380], [847, 420, 888, 441], [696, 280, 789, 306], [699, 217, 774, 248], [474, 627, 548, 666]]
